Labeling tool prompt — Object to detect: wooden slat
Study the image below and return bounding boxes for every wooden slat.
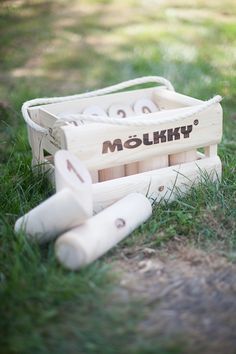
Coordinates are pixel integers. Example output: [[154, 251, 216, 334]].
[[92, 155, 222, 212], [60, 103, 222, 170]]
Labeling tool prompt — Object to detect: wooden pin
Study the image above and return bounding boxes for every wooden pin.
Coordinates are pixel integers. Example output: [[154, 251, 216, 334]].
[[134, 99, 169, 173], [133, 98, 160, 115], [83, 106, 108, 182], [169, 150, 197, 166], [55, 193, 152, 270], [109, 102, 139, 177], [54, 150, 93, 216], [83, 105, 108, 117], [151, 91, 197, 167], [108, 103, 134, 119], [125, 162, 139, 176], [14, 188, 91, 244], [99, 102, 131, 181]]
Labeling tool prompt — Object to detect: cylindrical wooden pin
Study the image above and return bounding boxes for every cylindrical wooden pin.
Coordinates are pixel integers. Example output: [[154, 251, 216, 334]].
[[83, 106, 108, 182], [99, 102, 131, 181], [125, 162, 139, 176], [14, 188, 91, 244], [83, 105, 108, 117], [134, 99, 169, 173], [54, 150, 93, 216], [98, 164, 125, 182], [169, 150, 197, 166], [108, 103, 134, 119], [55, 193, 152, 270], [108, 102, 140, 177], [133, 98, 159, 115]]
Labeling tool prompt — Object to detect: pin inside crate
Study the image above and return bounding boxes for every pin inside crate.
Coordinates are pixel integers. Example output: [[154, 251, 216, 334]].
[[22, 77, 223, 212]]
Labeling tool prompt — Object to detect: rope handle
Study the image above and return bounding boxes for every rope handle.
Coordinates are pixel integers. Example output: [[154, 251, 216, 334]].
[[21, 76, 175, 133], [60, 95, 222, 127], [21, 76, 222, 132]]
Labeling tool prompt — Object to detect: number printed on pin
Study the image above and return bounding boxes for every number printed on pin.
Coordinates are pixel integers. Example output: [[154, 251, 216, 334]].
[[117, 109, 126, 118], [66, 159, 84, 183], [115, 218, 126, 229]]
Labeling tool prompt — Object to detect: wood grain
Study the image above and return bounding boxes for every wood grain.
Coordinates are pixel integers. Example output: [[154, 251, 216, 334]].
[[55, 193, 152, 270]]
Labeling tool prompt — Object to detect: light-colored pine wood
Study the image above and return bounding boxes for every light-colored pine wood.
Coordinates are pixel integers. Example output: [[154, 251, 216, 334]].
[[27, 126, 45, 166], [28, 87, 208, 136], [90, 170, 99, 183], [60, 103, 222, 171], [55, 193, 152, 270], [125, 162, 139, 176], [54, 150, 93, 216], [152, 88, 203, 110], [133, 97, 168, 172], [138, 155, 169, 172], [92, 155, 222, 212], [83, 105, 108, 117], [14, 188, 91, 243], [108, 102, 134, 118], [99, 166, 125, 182], [26, 88, 223, 214], [169, 150, 197, 166], [108, 102, 138, 178], [108, 102, 138, 177], [34, 87, 165, 119], [99, 102, 130, 181], [204, 144, 217, 157], [132, 98, 169, 173], [133, 98, 159, 115], [152, 90, 201, 169]]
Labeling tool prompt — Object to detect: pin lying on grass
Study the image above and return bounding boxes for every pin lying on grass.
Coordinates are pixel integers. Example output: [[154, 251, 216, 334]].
[[15, 150, 93, 243], [15, 149, 153, 270], [55, 193, 152, 270]]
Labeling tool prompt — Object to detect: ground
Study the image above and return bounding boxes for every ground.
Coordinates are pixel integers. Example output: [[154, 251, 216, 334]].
[[0, 1, 236, 353]]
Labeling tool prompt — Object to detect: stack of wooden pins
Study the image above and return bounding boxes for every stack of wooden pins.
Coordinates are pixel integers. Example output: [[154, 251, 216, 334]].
[[55, 193, 152, 270], [56, 94, 190, 181], [14, 151, 93, 243]]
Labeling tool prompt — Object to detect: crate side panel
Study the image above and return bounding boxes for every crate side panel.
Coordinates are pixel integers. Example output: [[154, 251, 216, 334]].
[[61, 103, 222, 170], [92, 156, 222, 212]]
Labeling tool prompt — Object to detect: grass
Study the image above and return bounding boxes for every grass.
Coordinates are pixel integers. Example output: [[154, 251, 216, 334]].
[[0, 0, 236, 353]]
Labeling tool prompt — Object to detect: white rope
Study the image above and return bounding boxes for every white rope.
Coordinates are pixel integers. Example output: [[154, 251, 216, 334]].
[[21, 76, 175, 133], [59, 95, 222, 127]]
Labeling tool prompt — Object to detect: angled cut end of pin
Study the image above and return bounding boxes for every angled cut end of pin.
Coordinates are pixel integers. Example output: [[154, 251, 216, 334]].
[[54, 150, 93, 216]]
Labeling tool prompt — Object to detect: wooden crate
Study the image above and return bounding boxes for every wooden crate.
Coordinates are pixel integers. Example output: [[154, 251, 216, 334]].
[[23, 78, 223, 212]]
